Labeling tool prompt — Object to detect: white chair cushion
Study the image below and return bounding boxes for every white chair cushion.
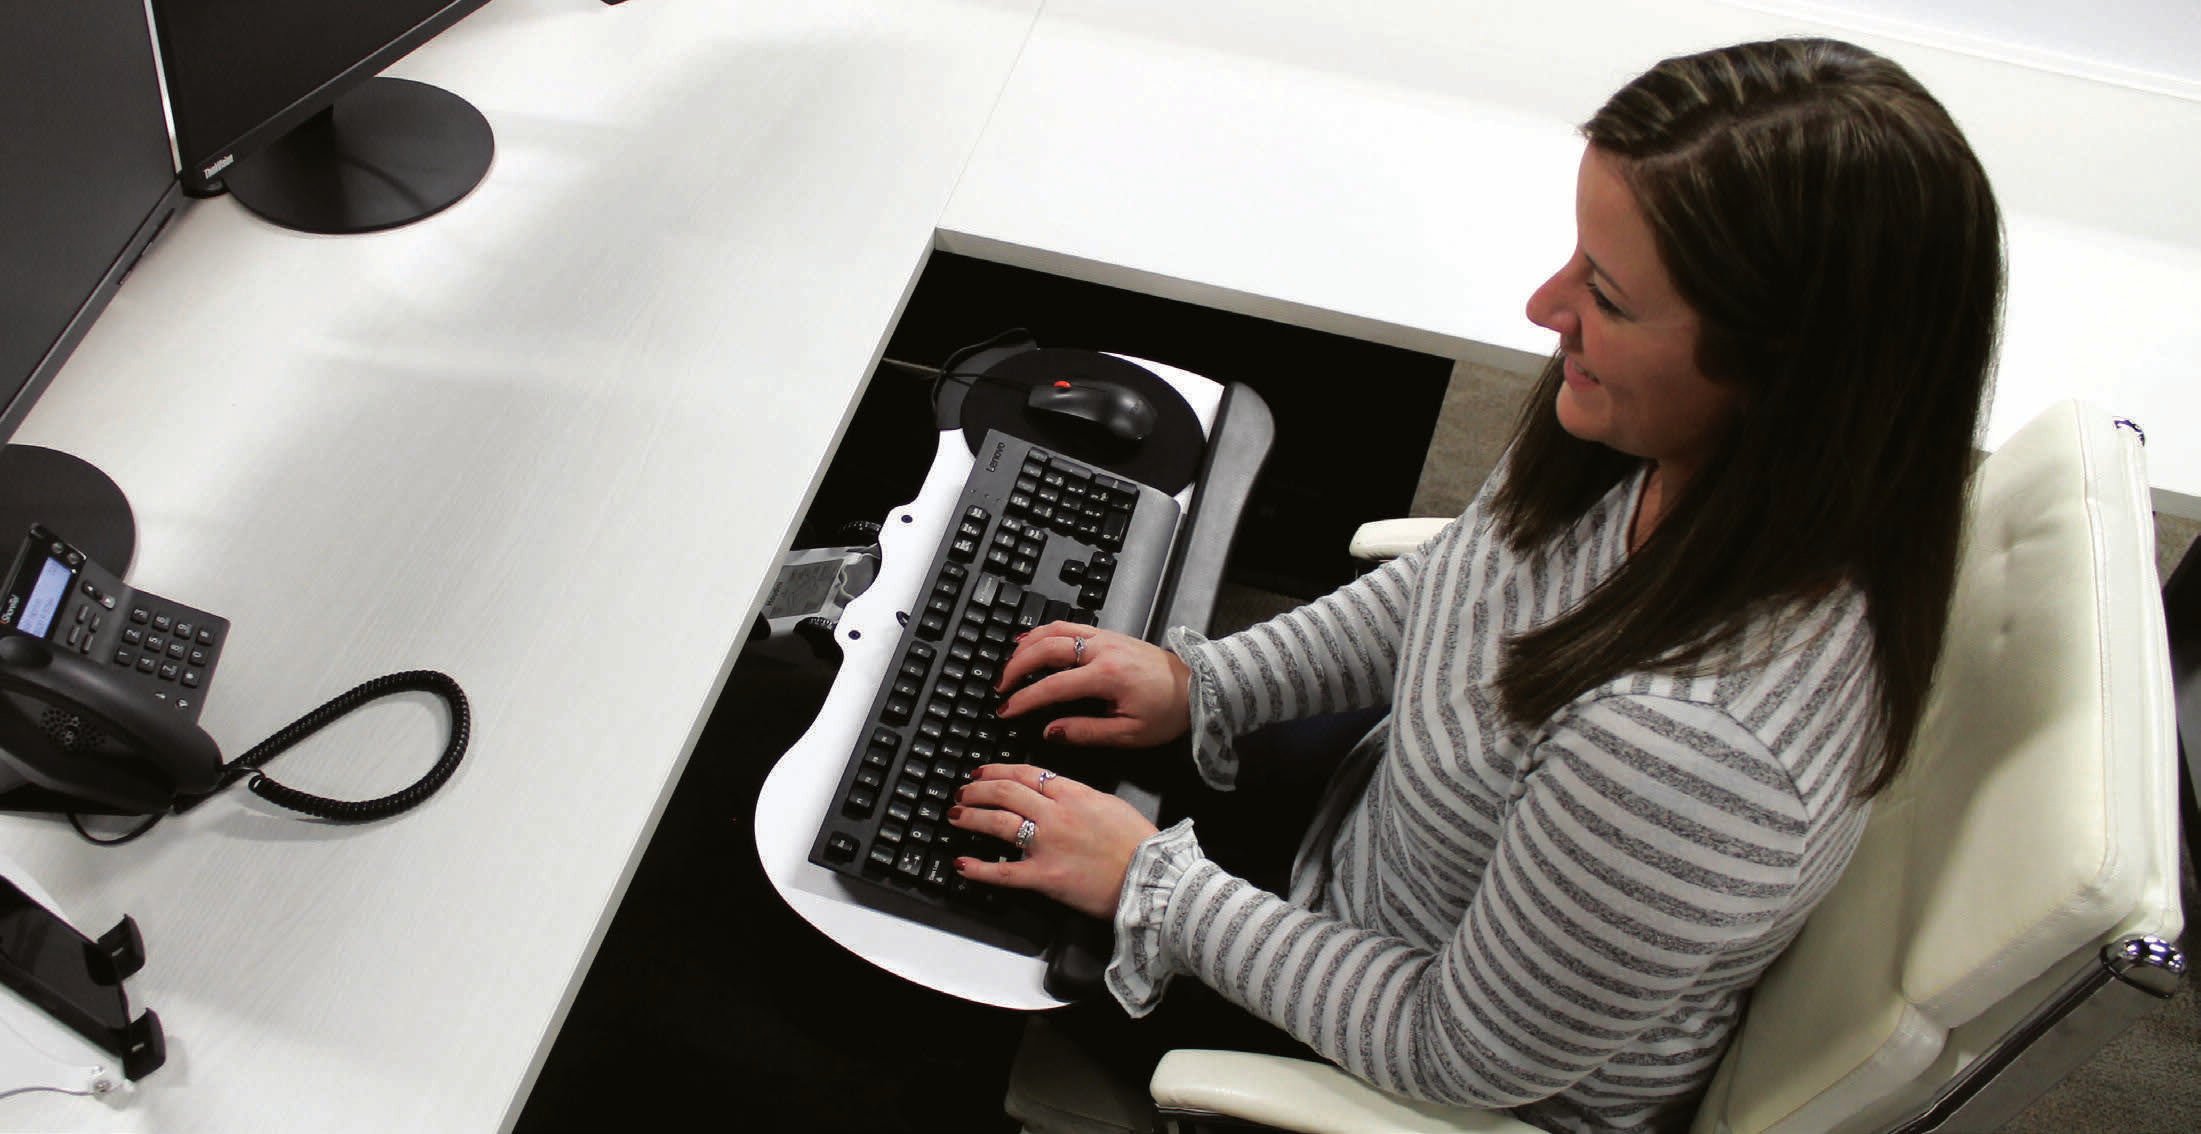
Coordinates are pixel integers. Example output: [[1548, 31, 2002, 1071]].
[[1347, 518, 1451, 561], [1150, 1050, 1544, 1134]]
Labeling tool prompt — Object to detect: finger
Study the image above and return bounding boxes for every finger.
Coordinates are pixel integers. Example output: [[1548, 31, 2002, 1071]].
[[971, 762, 1099, 800], [1043, 714, 1149, 748], [995, 665, 1115, 719], [1026, 620, 1108, 644], [945, 801, 1030, 844], [955, 777, 1051, 815], [953, 853, 1038, 891], [966, 763, 1069, 794], [997, 631, 1089, 691]]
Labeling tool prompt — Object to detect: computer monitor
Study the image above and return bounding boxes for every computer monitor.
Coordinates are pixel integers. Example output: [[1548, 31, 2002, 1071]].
[[150, 0, 496, 236], [0, 0, 184, 569]]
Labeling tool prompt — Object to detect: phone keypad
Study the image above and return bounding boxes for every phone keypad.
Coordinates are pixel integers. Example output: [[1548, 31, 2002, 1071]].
[[111, 604, 221, 690], [6, 526, 228, 720]]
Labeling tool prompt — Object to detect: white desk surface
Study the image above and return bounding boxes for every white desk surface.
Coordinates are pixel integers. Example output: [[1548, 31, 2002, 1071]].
[[942, 0, 2201, 519], [1, 0, 2194, 1131], [0, 2, 1043, 1131]]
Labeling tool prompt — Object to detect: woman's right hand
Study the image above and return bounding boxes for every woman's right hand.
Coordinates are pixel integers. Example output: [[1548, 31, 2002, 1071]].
[[994, 622, 1192, 749]]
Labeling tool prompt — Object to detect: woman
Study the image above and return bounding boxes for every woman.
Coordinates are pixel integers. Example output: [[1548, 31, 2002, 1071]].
[[949, 37, 2003, 1132]]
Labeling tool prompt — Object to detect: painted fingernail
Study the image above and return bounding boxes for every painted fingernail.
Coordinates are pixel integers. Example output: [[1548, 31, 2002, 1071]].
[[948, 805, 965, 821], [954, 858, 972, 873], [1046, 723, 1067, 741]]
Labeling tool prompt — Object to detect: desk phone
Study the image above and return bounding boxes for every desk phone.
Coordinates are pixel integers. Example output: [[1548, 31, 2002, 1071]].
[[0, 524, 227, 815], [1, 525, 228, 719]]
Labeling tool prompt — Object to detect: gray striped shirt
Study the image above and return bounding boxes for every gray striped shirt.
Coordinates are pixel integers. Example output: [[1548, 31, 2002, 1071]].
[[1107, 468, 1876, 1132]]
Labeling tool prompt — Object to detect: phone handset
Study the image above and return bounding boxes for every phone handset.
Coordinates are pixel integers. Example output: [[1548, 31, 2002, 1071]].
[[0, 635, 221, 814]]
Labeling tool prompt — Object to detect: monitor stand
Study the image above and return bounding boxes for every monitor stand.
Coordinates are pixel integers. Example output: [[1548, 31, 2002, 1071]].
[[0, 446, 134, 577], [223, 76, 495, 236]]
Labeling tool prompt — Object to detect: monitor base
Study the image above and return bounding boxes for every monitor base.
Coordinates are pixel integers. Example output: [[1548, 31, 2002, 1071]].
[[223, 76, 495, 235], [0, 446, 134, 576]]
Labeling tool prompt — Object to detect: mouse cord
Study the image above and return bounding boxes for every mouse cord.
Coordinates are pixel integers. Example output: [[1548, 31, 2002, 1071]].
[[878, 357, 1032, 413], [69, 670, 472, 845]]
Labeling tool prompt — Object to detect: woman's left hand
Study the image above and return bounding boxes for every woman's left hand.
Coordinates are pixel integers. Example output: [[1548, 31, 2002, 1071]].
[[950, 764, 1160, 920]]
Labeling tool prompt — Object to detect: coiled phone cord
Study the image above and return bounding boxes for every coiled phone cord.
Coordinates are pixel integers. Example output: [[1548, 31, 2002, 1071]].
[[221, 669, 470, 821], [71, 670, 470, 845]]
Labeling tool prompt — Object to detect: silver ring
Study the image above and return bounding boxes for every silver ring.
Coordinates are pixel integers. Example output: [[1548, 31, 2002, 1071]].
[[1014, 817, 1037, 851], [1036, 770, 1057, 791], [1072, 636, 1086, 664]]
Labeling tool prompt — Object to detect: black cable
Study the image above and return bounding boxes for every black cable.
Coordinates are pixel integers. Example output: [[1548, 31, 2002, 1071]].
[[69, 811, 159, 846], [220, 670, 470, 822], [66, 670, 471, 844], [879, 356, 1025, 411]]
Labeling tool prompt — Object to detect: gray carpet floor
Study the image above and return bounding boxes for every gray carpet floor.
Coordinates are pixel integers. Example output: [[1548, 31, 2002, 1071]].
[[1213, 358, 2200, 1131]]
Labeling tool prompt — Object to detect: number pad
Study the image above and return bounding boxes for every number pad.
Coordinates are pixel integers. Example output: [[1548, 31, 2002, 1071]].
[[106, 599, 227, 709]]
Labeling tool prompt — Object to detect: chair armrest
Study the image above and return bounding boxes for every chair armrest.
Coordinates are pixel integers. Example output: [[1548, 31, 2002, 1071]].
[[1348, 518, 1451, 562], [1149, 1050, 1541, 1134]]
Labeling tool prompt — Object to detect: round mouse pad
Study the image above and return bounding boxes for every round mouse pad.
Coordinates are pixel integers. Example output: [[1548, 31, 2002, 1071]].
[[957, 348, 1204, 495]]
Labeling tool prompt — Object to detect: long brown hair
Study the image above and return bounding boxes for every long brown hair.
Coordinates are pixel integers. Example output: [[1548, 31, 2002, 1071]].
[[1491, 38, 2004, 796]]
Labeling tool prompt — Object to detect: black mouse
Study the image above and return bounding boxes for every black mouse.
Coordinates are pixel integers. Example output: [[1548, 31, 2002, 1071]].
[[1024, 378, 1159, 445]]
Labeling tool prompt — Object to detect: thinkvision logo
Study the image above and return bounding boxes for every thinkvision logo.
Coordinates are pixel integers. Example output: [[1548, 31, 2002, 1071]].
[[202, 153, 235, 180], [1, 595, 17, 627]]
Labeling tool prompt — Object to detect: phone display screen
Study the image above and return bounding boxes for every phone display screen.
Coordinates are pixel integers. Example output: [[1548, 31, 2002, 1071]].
[[0, 538, 78, 642], [16, 558, 72, 639]]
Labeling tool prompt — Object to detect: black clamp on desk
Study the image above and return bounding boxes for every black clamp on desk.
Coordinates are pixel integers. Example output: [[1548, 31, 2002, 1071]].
[[0, 876, 165, 1081]]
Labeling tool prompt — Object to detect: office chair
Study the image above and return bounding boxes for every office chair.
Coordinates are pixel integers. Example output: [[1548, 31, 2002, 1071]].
[[1007, 400, 2188, 1134]]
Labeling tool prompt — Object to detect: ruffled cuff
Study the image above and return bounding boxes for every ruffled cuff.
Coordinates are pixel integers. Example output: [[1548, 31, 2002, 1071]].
[[1103, 818, 1208, 1017], [1163, 626, 1239, 790]]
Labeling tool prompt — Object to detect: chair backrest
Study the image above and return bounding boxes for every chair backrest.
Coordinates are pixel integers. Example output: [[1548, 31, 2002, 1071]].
[[1689, 401, 2187, 1134]]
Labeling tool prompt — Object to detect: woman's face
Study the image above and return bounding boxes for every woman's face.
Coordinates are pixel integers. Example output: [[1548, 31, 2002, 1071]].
[[1525, 147, 1739, 478]]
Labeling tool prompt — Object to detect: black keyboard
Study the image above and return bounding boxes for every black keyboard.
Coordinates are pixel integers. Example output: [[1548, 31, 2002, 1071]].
[[807, 430, 1181, 949]]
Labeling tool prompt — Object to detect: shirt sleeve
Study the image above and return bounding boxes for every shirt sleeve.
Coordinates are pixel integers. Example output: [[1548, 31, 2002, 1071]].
[[1162, 524, 1442, 790], [1107, 692, 1812, 1110]]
